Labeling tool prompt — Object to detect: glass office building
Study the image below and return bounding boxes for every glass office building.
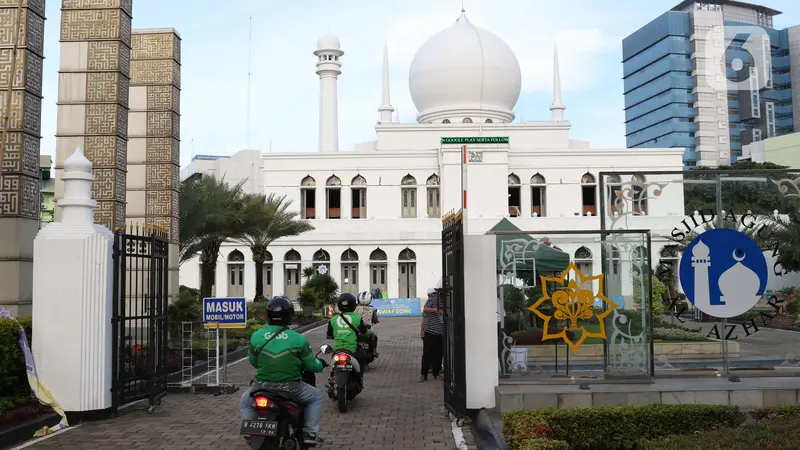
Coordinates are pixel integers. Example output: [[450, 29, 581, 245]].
[[623, 1, 799, 169]]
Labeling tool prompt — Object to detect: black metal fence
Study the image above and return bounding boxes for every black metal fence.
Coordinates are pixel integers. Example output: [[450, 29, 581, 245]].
[[111, 229, 169, 413], [442, 210, 467, 421]]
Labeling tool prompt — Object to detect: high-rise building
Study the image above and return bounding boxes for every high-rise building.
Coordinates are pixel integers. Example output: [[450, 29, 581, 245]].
[[622, 0, 800, 169]]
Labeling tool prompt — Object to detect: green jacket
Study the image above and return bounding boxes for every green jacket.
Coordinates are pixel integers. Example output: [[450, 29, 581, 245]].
[[326, 312, 371, 352], [248, 325, 324, 383]]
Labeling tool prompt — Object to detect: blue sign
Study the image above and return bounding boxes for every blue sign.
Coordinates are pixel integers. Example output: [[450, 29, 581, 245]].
[[202, 297, 247, 328], [679, 228, 768, 319], [372, 298, 421, 317]]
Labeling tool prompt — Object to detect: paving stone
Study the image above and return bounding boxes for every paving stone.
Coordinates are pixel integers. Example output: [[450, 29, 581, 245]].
[[25, 317, 456, 449]]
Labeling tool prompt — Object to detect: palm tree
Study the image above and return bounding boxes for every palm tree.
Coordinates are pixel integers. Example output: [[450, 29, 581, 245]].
[[179, 174, 246, 299], [238, 193, 314, 301]]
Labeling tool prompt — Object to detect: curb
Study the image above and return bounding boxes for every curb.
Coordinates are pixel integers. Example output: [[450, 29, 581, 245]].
[[469, 409, 509, 450], [0, 412, 60, 450]]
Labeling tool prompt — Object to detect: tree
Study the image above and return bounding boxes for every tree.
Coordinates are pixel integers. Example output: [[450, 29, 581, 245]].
[[238, 193, 314, 301], [179, 174, 246, 299], [683, 162, 791, 215], [299, 272, 339, 317]]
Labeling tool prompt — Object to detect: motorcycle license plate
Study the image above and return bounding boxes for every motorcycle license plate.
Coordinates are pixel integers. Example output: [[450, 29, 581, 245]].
[[240, 419, 278, 436], [337, 363, 353, 371], [359, 342, 370, 350]]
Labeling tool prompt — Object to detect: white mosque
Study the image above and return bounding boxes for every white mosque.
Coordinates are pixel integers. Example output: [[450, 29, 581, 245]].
[[179, 11, 687, 302]]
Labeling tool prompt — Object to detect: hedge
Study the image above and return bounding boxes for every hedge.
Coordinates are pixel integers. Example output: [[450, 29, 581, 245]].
[[0, 317, 32, 412], [641, 415, 800, 449], [503, 404, 744, 450], [749, 404, 800, 420]]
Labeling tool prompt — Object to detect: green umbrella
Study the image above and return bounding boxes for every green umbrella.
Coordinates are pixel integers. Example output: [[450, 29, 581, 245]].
[[492, 218, 570, 274]]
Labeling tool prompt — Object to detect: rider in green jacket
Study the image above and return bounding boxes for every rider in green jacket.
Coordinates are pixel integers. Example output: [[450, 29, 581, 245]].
[[326, 293, 371, 377], [239, 296, 326, 445]]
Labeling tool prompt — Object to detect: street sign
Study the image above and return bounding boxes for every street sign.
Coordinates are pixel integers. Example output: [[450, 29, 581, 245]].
[[202, 297, 247, 329]]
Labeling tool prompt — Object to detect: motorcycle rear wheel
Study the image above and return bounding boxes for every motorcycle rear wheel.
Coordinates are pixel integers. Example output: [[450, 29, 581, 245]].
[[249, 436, 278, 450], [337, 386, 347, 413]]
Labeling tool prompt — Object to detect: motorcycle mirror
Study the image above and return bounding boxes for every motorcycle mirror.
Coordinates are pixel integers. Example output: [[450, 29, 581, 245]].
[[320, 344, 332, 354]]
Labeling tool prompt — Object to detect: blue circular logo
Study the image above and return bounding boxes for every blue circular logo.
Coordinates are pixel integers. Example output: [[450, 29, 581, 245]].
[[678, 228, 768, 319]]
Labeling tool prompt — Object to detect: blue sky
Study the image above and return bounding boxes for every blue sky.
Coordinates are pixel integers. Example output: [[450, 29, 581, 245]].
[[39, 0, 800, 167]]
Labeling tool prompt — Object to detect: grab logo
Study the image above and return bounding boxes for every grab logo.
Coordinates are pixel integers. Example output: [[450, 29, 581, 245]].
[[263, 331, 288, 340]]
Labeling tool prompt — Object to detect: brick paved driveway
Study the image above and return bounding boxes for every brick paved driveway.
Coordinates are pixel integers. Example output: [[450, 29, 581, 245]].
[[26, 317, 456, 450]]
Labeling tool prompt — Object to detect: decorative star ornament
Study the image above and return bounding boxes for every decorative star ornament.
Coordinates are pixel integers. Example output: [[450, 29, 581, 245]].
[[528, 262, 617, 352]]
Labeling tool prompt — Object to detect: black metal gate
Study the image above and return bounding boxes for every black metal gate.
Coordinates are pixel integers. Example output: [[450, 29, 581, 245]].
[[111, 229, 169, 413], [442, 211, 467, 421]]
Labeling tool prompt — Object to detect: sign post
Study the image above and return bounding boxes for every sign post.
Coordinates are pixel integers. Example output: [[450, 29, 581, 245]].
[[202, 297, 248, 329]]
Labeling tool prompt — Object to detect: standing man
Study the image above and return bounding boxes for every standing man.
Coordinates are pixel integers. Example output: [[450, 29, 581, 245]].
[[419, 288, 444, 382]]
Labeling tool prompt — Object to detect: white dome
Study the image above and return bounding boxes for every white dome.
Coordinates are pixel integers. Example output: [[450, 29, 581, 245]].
[[317, 32, 340, 50], [408, 12, 522, 123]]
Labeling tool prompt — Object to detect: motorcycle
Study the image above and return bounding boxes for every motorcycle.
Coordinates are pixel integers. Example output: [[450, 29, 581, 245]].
[[326, 346, 364, 413], [240, 345, 330, 450]]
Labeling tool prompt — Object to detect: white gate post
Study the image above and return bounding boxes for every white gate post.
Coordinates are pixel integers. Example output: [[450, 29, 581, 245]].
[[32, 147, 115, 419]]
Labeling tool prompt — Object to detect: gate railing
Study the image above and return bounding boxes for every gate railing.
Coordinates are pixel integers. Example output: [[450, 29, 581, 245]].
[[442, 210, 467, 420], [111, 226, 169, 413]]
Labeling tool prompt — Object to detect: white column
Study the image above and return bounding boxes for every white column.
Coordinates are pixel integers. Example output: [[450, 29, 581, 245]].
[[32, 147, 115, 415], [463, 234, 498, 409]]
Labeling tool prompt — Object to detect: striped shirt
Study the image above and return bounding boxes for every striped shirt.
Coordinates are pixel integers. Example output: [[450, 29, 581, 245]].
[[422, 296, 444, 335]]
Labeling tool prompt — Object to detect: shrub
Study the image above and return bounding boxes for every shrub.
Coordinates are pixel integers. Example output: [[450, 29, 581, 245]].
[[795, 320, 800, 329], [0, 317, 33, 411], [248, 301, 267, 323], [653, 327, 708, 342], [503, 404, 744, 450], [510, 329, 576, 346], [642, 415, 800, 449], [750, 404, 800, 421], [520, 438, 569, 450]]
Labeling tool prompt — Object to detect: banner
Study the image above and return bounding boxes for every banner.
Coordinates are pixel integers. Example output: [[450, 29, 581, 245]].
[[0, 306, 69, 436], [372, 298, 421, 317]]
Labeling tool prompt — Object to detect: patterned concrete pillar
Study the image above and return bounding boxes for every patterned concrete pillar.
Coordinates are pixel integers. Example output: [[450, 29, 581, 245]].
[[127, 28, 180, 296], [54, 0, 132, 231], [0, 0, 45, 316]]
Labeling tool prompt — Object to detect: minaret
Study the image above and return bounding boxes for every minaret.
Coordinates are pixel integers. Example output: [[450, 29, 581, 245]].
[[314, 32, 343, 152], [549, 44, 566, 122], [691, 239, 712, 313], [378, 41, 395, 123]]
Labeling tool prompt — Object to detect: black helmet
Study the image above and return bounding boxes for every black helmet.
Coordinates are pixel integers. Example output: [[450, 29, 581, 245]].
[[337, 293, 357, 313], [266, 296, 294, 325]]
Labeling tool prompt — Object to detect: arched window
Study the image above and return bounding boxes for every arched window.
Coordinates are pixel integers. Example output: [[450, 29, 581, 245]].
[[485, 119, 493, 123], [398, 248, 417, 298], [300, 176, 316, 219], [369, 248, 387, 296], [370, 248, 387, 261], [351, 175, 367, 219], [462, 118, 473, 123], [531, 173, 546, 217], [312, 248, 330, 273], [607, 174, 622, 217], [284, 249, 301, 261], [399, 248, 416, 261], [581, 172, 597, 216], [609, 245, 621, 276], [262, 250, 273, 298], [442, 119, 450, 124], [227, 250, 245, 297], [574, 246, 594, 290], [508, 173, 521, 217], [326, 175, 342, 219], [340, 248, 359, 295], [341, 248, 359, 261], [632, 174, 648, 215], [312, 249, 330, 261], [426, 174, 440, 218], [401, 175, 417, 218], [283, 249, 301, 300]]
